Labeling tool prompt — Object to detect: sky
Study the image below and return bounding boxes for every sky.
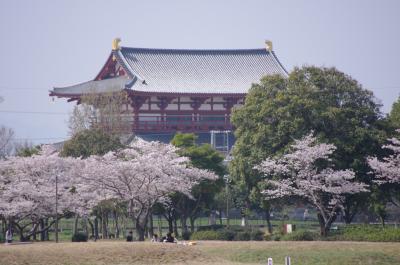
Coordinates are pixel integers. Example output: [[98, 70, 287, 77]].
[[0, 0, 399, 144]]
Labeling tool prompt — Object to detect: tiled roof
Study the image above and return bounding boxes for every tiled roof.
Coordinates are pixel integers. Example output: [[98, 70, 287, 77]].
[[51, 46, 287, 96], [119, 47, 287, 94], [52, 76, 129, 95]]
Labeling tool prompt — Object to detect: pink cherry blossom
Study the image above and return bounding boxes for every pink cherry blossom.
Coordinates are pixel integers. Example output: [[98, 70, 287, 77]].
[[255, 132, 368, 235], [368, 130, 400, 185]]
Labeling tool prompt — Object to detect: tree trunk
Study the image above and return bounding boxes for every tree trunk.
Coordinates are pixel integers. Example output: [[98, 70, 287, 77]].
[[31, 223, 37, 241], [380, 215, 385, 228], [209, 211, 216, 225], [1, 218, 6, 240], [83, 218, 88, 236], [114, 211, 120, 238], [168, 218, 173, 234], [44, 219, 49, 240], [134, 210, 149, 241], [317, 213, 336, 237], [73, 215, 79, 235], [135, 219, 145, 241], [342, 200, 360, 224], [18, 226, 25, 242], [265, 210, 273, 234], [180, 216, 188, 235], [157, 215, 163, 237], [189, 217, 196, 233], [94, 217, 99, 240], [317, 213, 328, 237], [39, 219, 46, 241], [173, 218, 179, 237], [144, 223, 148, 239], [87, 219, 94, 239], [102, 212, 108, 239], [148, 212, 154, 238]]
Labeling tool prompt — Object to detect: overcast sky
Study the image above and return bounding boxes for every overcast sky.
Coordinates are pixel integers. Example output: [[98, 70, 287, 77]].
[[0, 0, 399, 144]]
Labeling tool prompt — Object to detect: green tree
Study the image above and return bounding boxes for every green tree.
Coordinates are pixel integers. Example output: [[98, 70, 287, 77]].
[[389, 96, 400, 128], [15, 143, 40, 157], [369, 186, 390, 228], [60, 128, 123, 239], [61, 129, 122, 158], [169, 133, 225, 234], [230, 66, 388, 225]]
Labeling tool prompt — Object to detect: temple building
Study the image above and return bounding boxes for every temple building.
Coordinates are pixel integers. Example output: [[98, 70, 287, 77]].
[[50, 39, 287, 148]]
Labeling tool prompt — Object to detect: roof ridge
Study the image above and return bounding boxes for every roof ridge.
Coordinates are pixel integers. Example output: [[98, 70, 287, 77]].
[[120, 46, 268, 53]]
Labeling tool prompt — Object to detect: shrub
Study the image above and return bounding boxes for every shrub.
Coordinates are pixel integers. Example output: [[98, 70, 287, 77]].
[[332, 225, 400, 242], [281, 230, 318, 241], [196, 224, 224, 231], [250, 230, 264, 241], [263, 231, 272, 241], [234, 231, 251, 241], [72, 232, 88, 242], [218, 230, 236, 241], [272, 234, 281, 241], [190, 230, 221, 240], [191, 227, 265, 241], [0, 233, 3, 243]]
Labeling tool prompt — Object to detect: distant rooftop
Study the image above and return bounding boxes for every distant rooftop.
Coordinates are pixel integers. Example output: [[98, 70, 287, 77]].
[[51, 42, 287, 96]]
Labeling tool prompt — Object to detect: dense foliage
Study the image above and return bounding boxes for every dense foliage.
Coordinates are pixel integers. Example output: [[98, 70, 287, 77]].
[[71, 232, 88, 242], [280, 230, 318, 241], [0, 139, 216, 241], [230, 66, 388, 226], [256, 133, 367, 236], [190, 227, 263, 241], [368, 131, 400, 211], [61, 129, 122, 158], [389, 97, 400, 128], [165, 133, 225, 235], [329, 225, 400, 242]]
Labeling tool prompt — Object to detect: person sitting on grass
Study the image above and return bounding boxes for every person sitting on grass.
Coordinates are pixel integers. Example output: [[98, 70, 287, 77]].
[[151, 233, 159, 242], [126, 231, 133, 242], [164, 232, 176, 243]]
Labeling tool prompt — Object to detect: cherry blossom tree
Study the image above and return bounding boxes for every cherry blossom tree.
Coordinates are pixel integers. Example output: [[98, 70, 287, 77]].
[[368, 130, 400, 205], [82, 138, 217, 241], [0, 139, 216, 242], [0, 145, 94, 240], [0, 125, 14, 158], [255, 133, 368, 236]]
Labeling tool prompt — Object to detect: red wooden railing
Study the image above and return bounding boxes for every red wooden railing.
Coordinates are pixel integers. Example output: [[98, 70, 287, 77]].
[[132, 116, 233, 133]]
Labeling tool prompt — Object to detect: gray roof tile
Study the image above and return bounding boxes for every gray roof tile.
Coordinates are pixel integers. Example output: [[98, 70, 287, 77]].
[[53, 76, 129, 95], [52, 46, 287, 96], [120, 47, 287, 94]]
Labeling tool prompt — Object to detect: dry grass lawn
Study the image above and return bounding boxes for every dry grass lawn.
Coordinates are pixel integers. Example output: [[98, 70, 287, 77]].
[[0, 241, 399, 265]]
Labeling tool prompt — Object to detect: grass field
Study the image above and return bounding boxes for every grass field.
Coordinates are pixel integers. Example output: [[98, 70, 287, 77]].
[[1, 241, 399, 265]]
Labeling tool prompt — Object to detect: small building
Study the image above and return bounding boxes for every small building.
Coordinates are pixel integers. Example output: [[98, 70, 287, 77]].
[[50, 39, 287, 146]]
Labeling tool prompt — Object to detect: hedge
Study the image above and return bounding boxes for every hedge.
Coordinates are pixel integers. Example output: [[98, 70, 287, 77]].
[[72, 232, 88, 242], [190, 228, 264, 241], [329, 225, 400, 242]]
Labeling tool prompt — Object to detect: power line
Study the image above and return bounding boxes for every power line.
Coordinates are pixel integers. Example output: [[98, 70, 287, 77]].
[[0, 85, 400, 91], [0, 86, 48, 91], [14, 137, 67, 141], [0, 110, 68, 115]]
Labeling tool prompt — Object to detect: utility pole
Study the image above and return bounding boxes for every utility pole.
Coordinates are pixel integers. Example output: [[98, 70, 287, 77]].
[[55, 174, 59, 243], [223, 173, 232, 228], [226, 176, 230, 228]]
